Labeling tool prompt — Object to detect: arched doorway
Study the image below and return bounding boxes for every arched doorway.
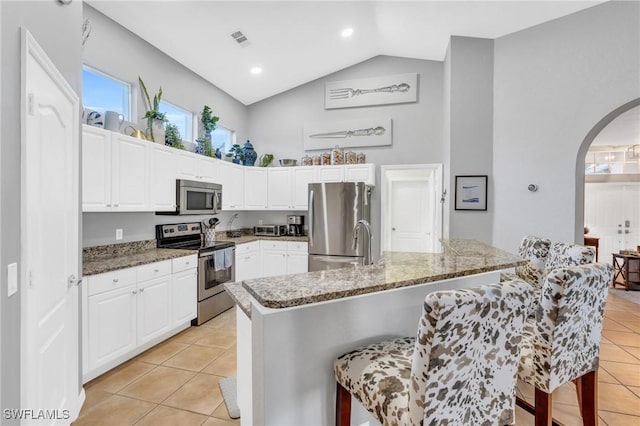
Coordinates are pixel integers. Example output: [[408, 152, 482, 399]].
[[575, 98, 640, 258]]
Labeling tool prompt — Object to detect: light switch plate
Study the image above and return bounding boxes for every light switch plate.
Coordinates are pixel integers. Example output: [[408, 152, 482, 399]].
[[116, 229, 123, 240], [7, 262, 17, 297]]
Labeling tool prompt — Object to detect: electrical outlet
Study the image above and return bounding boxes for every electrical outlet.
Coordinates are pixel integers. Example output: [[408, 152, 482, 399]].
[[258, 219, 264, 225], [116, 229, 123, 240], [7, 263, 17, 297]]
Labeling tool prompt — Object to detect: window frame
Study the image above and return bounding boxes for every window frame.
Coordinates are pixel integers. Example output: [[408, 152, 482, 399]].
[[210, 124, 236, 153], [82, 64, 133, 121], [159, 99, 195, 142]]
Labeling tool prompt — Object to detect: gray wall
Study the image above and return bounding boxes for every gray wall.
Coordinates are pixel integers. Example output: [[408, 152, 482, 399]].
[[247, 56, 444, 256], [446, 37, 494, 243], [1, 0, 83, 416], [492, 0, 640, 252], [83, 5, 248, 141]]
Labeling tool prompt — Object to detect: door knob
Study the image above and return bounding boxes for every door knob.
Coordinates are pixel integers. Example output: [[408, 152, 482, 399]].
[[392, 227, 396, 231]]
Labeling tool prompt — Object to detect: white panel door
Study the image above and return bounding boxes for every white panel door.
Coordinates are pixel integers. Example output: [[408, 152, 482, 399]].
[[172, 269, 198, 326], [196, 156, 219, 183], [88, 285, 137, 370], [149, 144, 177, 211], [137, 276, 172, 346], [389, 180, 432, 252], [112, 134, 149, 211], [268, 168, 292, 209], [219, 161, 245, 209], [287, 253, 308, 275], [345, 164, 375, 185], [21, 29, 82, 418], [82, 125, 112, 211], [176, 150, 198, 180], [262, 250, 287, 278], [292, 167, 314, 210], [245, 167, 268, 209], [315, 165, 345, 183]]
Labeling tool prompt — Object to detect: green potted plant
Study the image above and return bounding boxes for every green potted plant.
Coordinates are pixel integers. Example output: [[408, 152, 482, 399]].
[[195, 105, 219, 157], [139, 76, 166, 143], [164, 122, 184, 150]]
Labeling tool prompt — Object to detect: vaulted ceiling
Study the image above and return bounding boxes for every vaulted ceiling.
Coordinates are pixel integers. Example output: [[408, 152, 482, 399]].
[[88, 1, 604, 105]]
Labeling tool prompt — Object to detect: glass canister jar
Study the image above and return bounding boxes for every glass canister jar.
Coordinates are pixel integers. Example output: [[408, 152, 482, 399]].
[[302, 155, 312, 166], [346, 151, 357, 165], [312, 155, 321, 166], [331, 146, 344, 165], [321, 151, 331, 165], [356, 152, 366, 164]]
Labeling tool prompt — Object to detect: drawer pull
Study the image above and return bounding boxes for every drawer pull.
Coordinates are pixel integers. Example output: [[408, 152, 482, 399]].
[[113, 278, 119, 283], [139, 288, 145, 292], [185, 261, 190, 265], [132, 290, 137, 294], [154, 269, 159, 273]]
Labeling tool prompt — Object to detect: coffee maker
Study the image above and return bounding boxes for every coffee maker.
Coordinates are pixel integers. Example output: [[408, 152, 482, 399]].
[[287, 215, 305, 236]]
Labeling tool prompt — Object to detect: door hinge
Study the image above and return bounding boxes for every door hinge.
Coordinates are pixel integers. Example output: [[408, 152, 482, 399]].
[[28, 93, 35, 116], [67, 274, 81, 288], [440, 189, 447, 203]]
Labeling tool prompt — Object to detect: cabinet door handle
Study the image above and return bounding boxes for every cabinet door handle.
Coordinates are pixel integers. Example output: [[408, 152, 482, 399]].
[[185, 261, 190, 265], [113, 278, 119, 283], [132, 290, 138, 294], [106, 204, 112, 207], [154, 269, 159, 273], [114, 204, 119, 207], [139, 288, 145, 292]]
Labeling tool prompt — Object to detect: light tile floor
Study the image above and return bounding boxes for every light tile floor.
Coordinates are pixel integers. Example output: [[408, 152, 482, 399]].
[[74, 291, 640, 425]]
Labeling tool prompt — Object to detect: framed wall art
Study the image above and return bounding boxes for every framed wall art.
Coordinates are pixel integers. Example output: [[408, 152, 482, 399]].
[[454, 175, 488, 211], [303, 117, 392, 151], [325, 73, 418, 110]]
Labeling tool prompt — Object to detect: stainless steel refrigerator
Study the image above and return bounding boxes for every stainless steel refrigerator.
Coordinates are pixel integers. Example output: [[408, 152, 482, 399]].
[[308, 182, 373, 271]]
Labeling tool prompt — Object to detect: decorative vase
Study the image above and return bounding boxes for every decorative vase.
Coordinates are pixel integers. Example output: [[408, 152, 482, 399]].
[[147, 118, 165, 144], [195, 139, 205, 155], [243, 140, 257, 166]]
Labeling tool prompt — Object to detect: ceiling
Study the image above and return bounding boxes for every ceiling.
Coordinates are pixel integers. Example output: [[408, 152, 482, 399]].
[[88, 1, 605, 106]]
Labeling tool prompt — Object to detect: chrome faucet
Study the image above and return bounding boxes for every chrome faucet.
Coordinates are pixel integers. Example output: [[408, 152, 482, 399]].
[[352, 219, 373, 265]]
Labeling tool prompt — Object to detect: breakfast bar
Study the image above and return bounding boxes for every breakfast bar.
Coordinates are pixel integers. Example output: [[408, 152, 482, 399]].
[[225, 239, 525, 426]]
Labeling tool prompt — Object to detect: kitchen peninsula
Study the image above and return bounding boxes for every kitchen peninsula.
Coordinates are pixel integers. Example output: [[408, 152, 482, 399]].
[[225, 239, 525, 426]]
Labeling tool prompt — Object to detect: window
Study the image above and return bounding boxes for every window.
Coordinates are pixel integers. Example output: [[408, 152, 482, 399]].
[[82, 66, 130, 120], [159, 100, 193, 142], [210, 125, 235, 152]]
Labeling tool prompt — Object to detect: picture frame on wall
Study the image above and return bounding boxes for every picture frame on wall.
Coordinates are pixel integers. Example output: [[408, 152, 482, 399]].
[[324, 73, 418, 110], [454, 175, 488, 211]]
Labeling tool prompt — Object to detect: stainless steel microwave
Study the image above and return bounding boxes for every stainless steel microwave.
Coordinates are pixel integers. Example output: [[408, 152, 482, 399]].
[[163, 179, 222, 215]]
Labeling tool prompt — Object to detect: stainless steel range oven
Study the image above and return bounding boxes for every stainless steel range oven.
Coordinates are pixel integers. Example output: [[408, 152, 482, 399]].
[[156, 222, 235, 325]]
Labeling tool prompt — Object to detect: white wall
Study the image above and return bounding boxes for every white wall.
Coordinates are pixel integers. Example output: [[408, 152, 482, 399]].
[[493, 1, 640, 252], [247, 55, 444, 256], [1, 0, 83, 417]]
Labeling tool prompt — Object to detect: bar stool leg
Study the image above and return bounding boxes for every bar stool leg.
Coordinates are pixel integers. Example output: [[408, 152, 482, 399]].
[[534, 388, 552, 426], [579, 371, 598, 426], [336, 382, 351, 426]]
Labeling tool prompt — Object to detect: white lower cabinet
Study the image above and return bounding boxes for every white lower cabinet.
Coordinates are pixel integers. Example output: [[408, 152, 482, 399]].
[[136, 276, 172, 346], [235, 241, 261, 281], [260, 240, 308, 278], [84, 254, 197, 382], [287, 241, 309, 275]]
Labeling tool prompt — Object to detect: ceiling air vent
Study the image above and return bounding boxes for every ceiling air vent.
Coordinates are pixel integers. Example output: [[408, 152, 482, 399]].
[[231, 30, 250, 47]]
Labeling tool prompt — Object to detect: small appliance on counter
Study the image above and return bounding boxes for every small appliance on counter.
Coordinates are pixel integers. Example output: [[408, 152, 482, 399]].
[[287, 215, 305, 236], [156, 222, 235, 325], [254, 224, 287, 237]]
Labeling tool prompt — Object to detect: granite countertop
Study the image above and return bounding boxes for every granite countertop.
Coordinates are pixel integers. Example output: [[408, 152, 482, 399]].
[[224, 282, 252, 318], [241, 239, 525, 309], [82, 240, 197, 276]]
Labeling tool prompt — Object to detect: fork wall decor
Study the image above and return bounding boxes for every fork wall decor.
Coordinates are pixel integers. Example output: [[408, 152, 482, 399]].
[[303, 117, 392, 150], [325, 73, 418, 109]]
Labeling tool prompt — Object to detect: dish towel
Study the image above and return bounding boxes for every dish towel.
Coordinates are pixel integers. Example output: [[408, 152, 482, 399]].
[[223, 248, 233, 269], [214, 249, 225, 272]]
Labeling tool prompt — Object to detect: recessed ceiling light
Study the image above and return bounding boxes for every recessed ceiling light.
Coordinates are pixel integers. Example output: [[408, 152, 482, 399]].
[[341, 28, 354, 38], [250, 67, 262, 75]]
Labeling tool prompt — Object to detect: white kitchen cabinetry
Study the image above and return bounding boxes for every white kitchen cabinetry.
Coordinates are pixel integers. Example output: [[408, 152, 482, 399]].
[[292, 167, 315, 209], [345, 164, 375, 185], [313, 164, 375, 186], [260, 240, 308, 277], [314, 165, 345, 183], [268, 167, 314, 210], [136, 276, 172, 346], [219, 161, 245, 210], [83, 254, 197, 382], [287, 242, 309, 274], [176, 151, 219, 183], [171, 256, 198, 326], [261, 241, 288, 278], [149, 144, 178, 211], [235, 241, 261, 281], [244, 168, 268, 209], [82, 125, 149, 212]]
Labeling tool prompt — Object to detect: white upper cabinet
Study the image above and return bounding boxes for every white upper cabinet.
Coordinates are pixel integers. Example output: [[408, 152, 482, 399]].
[[82, 126, 112, 211], [219, 161, 245, 210], [345, 164, 375, 185], [196, 156, 219, 183], [244, 167, 268, 210], [149, 144, 177, 212], [314, 165, 345, 183], [267, 168, 292, 210], [82, 126, 149, 212], [176, 150, 198, 180], [292, 167, 315, 209]]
